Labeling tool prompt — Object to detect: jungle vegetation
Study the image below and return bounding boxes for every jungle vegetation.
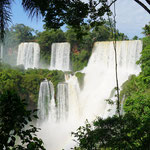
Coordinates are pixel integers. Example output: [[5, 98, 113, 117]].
[[0, 63, 64, 109], [0, 0, 150, 149]]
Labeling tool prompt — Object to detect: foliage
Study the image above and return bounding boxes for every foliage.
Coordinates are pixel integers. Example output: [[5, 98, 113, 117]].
[[4, 24, 35, 48], [142, 22, 150, 36], [0, 0, 11, 40], [142, 36, 150, 49], [73, 78, 150, 149], [0, 63, 65, 107], [72, 112, 150, 150], [10, 24, 35, 43], [75, 72, 85, 89], [120, 75, 138, 100], [137, 45, 150, 76], [132, 35, 139, 40], [0, 90, 45, 150], [1, 0, 150, 42], [3, 24, 35, 65], [0, 0, 112, 41], [36, 29, 66, 64], [91, 25, 111, 42], [71, 50, 90, 72]]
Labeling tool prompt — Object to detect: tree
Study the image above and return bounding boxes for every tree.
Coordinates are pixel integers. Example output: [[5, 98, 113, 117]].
[[2, 24, 35, 65], [142, 22, 150, 36], [0, 90, 46, 149], [91, 25, 111, 42], [72, 113, 150, 150], [132, 35, 139, 40], [4, 24, 35, 48], [134, 0, 150, 14], [36, 29, 66, 64], [10, 24, 35, 43], [37, 29, 66, 54], [0, 0, 113, 41], [1, 0, 150, 41], [137, 45, 150, 76]]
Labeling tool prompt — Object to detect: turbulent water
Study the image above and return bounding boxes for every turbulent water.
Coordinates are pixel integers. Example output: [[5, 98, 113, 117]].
[[50, 42, 71, 71], [37, 40, 142, 149], [17, 42, 40, 69]]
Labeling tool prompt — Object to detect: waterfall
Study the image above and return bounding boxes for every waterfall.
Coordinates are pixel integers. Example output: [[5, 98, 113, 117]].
[[37, 79, 55, 121], [37, 75, 80, 150], [80, 40, 142, 120], [0, 44, 3, 62], [56, 83, 69, 121], [65, 74, 81, 121], [17, 42, 40, 69], [50, 42, 71, 71], [37, 40, 142, 150]]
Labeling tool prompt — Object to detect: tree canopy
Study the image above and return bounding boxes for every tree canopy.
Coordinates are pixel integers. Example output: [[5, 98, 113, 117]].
[[1, 0, 150, 41], [0, 90, 46, 150], [142, 22, 150, 37]]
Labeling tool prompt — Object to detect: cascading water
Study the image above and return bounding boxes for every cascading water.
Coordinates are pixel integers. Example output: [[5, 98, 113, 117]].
[[65, 74, 81, 121], [37, 79, 55, 122], [17, 42, 40, 69], [0, 44, 3, 62], [50, 42, 71, 71], [37, 75, 80, 150], [80, 40, 142, 120], [37, 40, 142, 150], [56, 83, 69, 121]]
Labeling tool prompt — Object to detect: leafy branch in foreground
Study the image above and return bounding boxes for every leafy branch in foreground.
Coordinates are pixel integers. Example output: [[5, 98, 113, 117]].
[[72, 113, 150, 150], [0, 90, 45, 150]]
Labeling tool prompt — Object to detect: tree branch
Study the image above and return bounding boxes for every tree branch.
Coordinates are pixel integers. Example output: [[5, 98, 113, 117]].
[[145, 0, 150, 5], [108, 0, 117, 8], [134, 0, 150, 14]]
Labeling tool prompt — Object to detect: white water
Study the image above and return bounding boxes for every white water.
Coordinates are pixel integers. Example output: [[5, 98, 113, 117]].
[[37, 40, 142, 149], [56, 83, 69, 121], [37, 79, 55, 122], [0, 44, 3, 62], [50, 42, 71, 71], [81, 40, 142, 120], [38, 75, 80, 150], [17, 42, 40, 69]]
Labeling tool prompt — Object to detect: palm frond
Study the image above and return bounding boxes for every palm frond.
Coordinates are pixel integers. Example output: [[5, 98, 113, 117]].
[[0, 0, 12, 42], [22, 0, 46, 19]]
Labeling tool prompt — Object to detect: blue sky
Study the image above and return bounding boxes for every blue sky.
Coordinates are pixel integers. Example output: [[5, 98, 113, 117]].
[[11, 0, 149, 39], [115, 0, 149, 38], [11, 0, 44, 32]]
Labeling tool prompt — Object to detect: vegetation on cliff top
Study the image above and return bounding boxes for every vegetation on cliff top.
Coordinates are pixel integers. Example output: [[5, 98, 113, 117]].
[[0, 63, 64, 109]]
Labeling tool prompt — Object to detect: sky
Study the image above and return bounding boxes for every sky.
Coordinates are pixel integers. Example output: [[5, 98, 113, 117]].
[[11, 0, 150, 39]]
